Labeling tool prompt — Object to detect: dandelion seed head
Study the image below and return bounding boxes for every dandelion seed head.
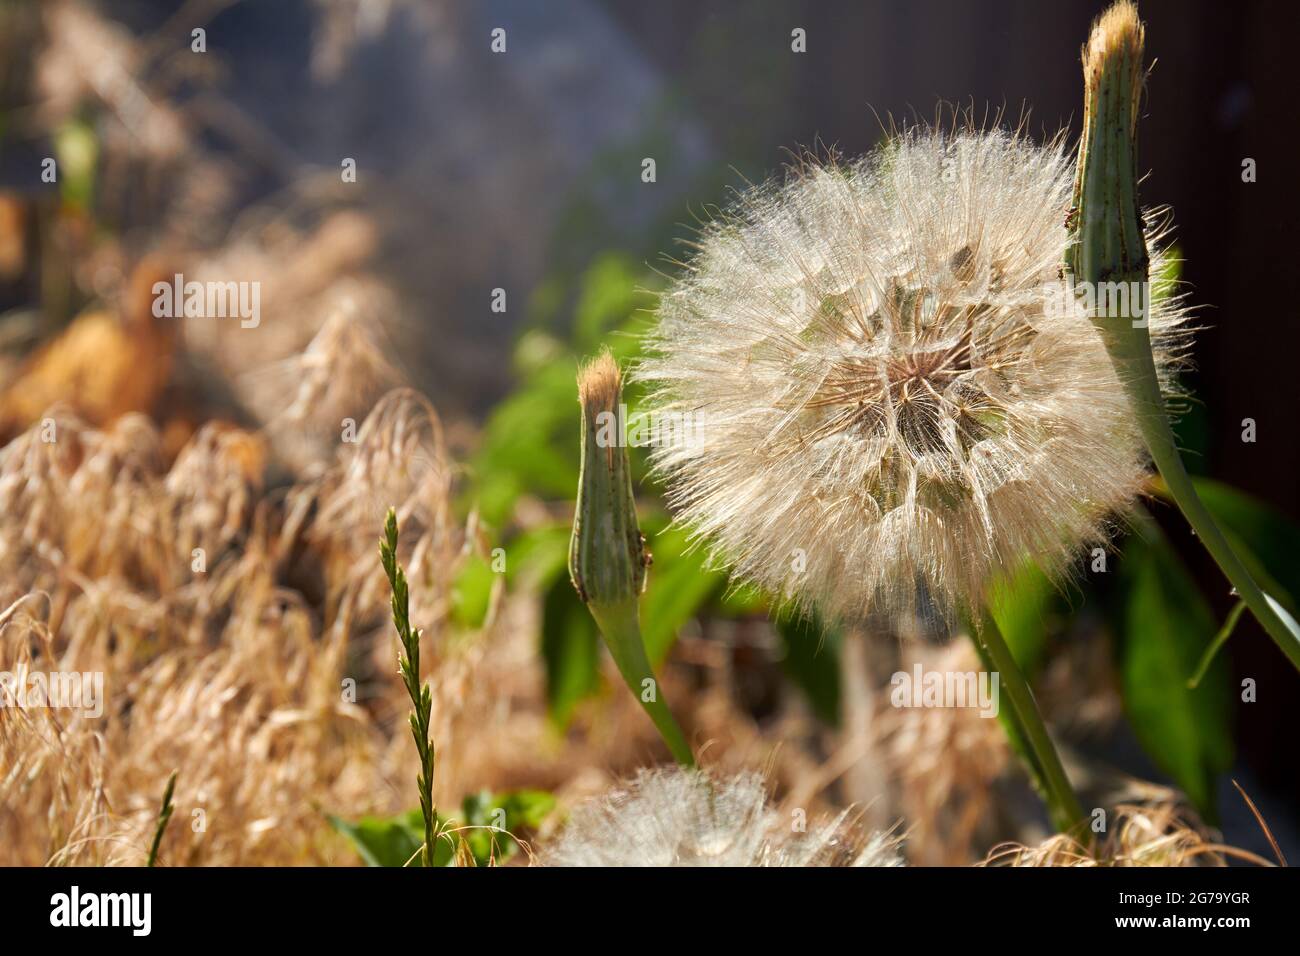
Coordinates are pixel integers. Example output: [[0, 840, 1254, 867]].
[[541, 767, 902, 867], [638, 127, 1188, 622]]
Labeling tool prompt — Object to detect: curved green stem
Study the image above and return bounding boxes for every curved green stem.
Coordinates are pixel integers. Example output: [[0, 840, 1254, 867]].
[[592, 599, 695, 767], [570, 352, 696, 767], [975, 613, 1086, 835], [1126, 357, 1300, 671], [1070, 1, 1300, 673]]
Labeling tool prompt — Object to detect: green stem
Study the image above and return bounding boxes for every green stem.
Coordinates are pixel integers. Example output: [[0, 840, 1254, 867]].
[[570, 352, 696, 767], [1188, 600, 1247, 690], [975, 613, 1086, 835], [592, 599, 695, 767], [146, 770, 177, 868], [381, 509, 439, 867], [1070, 1, 1300, 673], [1128, 361, 1300, 671]]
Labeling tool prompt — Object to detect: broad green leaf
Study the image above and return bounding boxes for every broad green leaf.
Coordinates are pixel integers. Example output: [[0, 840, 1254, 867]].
[[327, 810, 452, 867], [450, 553, 495, 629], [1118, 532, 1233, 821], [1189, 477, 1300, 614], [986, 559, 1057, 676], [503, 522, 571, 587], [641, 526, 725, 665], [540, 573, 600, 726]]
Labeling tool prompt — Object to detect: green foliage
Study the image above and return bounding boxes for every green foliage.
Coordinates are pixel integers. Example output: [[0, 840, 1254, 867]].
[[473, 257, 737, 727], [1117, 526, 1234, 822], [329, 790, 555, 867], [640, 525, 726, 665], [329, 810, 438, 868], [146, 771, 177, 868], [471, 253, 654, 529], [986, 559, 1057, 677], [379, 509, 438, 867], [1188, 478, 1300, 615], [472, 359, 585, 528], [450, 552, 495, 630], [541, 572, 601, 727], [455, 789, 557, 865]]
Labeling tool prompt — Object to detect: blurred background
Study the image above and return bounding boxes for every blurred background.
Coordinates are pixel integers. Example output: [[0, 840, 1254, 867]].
[[1, 0, 1296, 865]]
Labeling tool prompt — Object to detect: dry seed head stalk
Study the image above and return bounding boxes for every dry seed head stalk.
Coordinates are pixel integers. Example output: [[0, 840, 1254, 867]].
[[639, 125, 1188, 623]]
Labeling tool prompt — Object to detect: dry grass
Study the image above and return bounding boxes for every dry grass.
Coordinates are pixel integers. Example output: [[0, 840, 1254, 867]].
[[981, 802, 1272, 867], [872, 641, 1012, 865], [0, 401, 420, 864], [0, 383, 844, 865]]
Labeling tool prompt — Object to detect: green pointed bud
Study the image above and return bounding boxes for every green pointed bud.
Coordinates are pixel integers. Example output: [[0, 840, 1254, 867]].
[[1068, 0, 1148, 300], [569, 350, 647, 607], [1069, 1, 1300, 669], [570, 351, 694, 766]]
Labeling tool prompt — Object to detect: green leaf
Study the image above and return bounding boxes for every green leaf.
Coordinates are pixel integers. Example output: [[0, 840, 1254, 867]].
[[327, 810, 450, 867], [329, 793, 554, 868], [775, 608, 842, 726], [641, 527, 725, 665], [1189, 477, 1300, 614], [453, 789, 557, 866], [471, 361, 585, 525], [450, 553, 495, 629], [540, 572, 601, 727], [986, 558, 1056, 677], [503, 523, 572, 588], [571, 253, 645, 352], [1118, 531, 1234, 821]]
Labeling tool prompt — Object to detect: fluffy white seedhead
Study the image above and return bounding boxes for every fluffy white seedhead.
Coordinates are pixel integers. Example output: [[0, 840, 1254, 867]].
[[639, 127, 1187, 622], [541, 768, 901, 867]]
